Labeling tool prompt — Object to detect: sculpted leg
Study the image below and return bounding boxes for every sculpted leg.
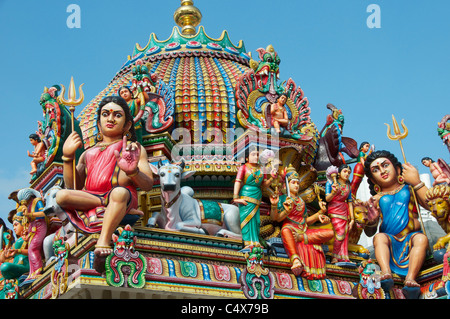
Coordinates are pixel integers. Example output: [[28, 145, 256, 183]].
[[56, 189, 102, 211], [373, 233, 392, 279], [404, 233, 428, 287], [95, 187, 130, 256]]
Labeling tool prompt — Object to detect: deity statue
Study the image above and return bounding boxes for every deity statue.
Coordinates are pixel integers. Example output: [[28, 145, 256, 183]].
[[421, 157, 450, 187], [55, 95, 154, 271], [118, 59, 175, 140], [313, 104, 359, 172], [15, 188, 47, 284], [0, 219, 13, 252], [118, 85, 148, 144], [232, 146, 276, 250], [325, 165, 355, 264], [351, 141, 374, 197], [269, 94, 289, 134], [425, 185, 450, 251], [437, 115, 450, 154], [235, 45, 319, 148], [0, 210, 30, 283], [27, 133, 46, 176], [363, 150, 429, 298], [269, 164, 334, 279]]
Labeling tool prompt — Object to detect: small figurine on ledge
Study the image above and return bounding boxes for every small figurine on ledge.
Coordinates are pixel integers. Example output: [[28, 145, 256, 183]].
[[351, 141, 374, 197], [269, 164, 334, 279], [425, 185, 450, 252], [0, 210, 30, 284], [270, 94, 289, 134], [421, 157, 450, 186], [15, 188, 47, 285], [233, 146, 276, 251], [118, 86, 148, 144], [27, 133, 46, 175], [325, 164, 355, 265]]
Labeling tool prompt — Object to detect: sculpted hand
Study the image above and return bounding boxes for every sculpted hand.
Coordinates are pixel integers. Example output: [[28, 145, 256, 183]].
[[319, 201, 327, 213], [402, 163, 421, 186], [433, 238, 448, 251], [283, 198, 293, 213], [366, 197, 380, 224], [115, 136, 140, 175], [232, 198, 248, 206], [349, 218, 355, 230], [63, 131, 83, 158], [318, 214, 330, 224]]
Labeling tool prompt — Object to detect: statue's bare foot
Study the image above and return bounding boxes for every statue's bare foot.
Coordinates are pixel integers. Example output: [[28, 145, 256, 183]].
[[291, 259, 304, 276], [94, 245, 113, 257], [380, 271, 392, 281], [93, 244, 113, 274], [404, 278, 420, 287]]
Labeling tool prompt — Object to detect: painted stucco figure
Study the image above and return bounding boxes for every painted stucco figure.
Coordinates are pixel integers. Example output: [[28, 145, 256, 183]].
[[364, 150, 429, 298], [325, 165, 355, 264], [421, 157, 450, 186], [269, 164, 334, 279], [425, 185, 450, 251], [55, 95, 153, 270], [351, 141, 374, 197], [233, 146, 275, 250], [15, 188, 47, 284]]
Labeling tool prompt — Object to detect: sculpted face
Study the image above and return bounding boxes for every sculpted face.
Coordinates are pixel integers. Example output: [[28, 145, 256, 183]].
[[369, 157, 400, 189], [428, 197, 449, 223], [278, 95, 287, 105], [422, 159, 431, 167], [289, 179, 300, 195], [248, 150, 259, 164], [339, 167, 352, 182], [98, 102, 130, 139], [119, 88, 132, 101], [361, 143, 370, 153], [13, 220, 23, 237]]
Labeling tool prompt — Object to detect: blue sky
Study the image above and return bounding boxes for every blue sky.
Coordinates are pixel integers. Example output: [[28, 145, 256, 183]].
[[0, 0, 449, 224]]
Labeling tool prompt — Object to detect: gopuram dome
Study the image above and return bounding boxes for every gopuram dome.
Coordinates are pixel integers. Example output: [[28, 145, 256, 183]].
[[78, 1, 252, 150], [77, 0, 322, 174]]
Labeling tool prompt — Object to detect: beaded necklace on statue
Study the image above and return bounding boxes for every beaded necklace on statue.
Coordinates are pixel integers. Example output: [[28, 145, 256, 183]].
[[376, 183, 404, 197], [248, 164, 262, 184], [290, 195, 304, 211], [96, 140, 120, 152], [336, 179, 349, 196]]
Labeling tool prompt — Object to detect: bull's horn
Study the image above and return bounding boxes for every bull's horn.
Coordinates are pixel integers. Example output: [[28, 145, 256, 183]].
[[157, 159, 163, 168], [179, 158, 185, 170]]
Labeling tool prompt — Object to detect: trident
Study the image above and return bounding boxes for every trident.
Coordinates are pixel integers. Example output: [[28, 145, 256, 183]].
[[58, 77, 85, 189], [385, 115, 428, 240]]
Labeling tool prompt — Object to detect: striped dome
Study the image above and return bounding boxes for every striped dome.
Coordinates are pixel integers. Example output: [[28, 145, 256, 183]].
[[78, 26, 252, 149]]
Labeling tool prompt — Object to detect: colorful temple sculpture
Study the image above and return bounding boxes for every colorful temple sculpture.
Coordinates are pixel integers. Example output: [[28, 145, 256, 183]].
[[4, 1, 450, 300]]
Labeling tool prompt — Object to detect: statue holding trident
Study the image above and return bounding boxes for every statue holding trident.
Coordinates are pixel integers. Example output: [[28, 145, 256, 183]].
[[362, 115, 429, 299], [58, 77, 84, 189]]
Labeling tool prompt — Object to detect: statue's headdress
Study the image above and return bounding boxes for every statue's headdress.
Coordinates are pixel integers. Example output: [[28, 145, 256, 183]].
[[284, 164, 299, 197]]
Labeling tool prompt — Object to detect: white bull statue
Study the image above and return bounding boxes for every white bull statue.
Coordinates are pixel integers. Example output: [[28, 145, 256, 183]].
[[148, 160, 242, 239], [42, 185, 79, 263]]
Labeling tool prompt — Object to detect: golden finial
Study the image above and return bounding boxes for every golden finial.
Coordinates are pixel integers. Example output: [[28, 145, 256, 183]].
[[173, 0, 202, 36]]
